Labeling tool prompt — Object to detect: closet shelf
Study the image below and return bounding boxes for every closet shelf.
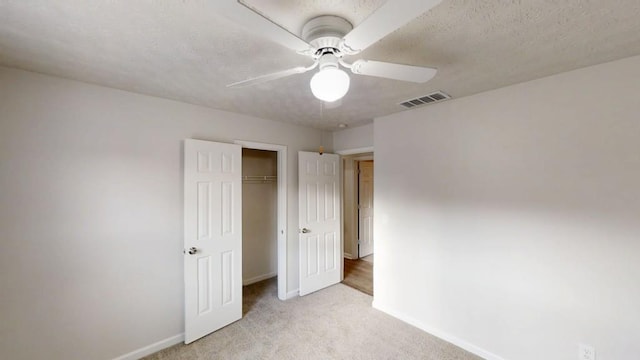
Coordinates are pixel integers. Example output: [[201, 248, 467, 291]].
[[242, 175, 277, 183]]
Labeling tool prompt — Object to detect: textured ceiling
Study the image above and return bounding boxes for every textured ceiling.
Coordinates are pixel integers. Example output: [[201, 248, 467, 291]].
[[1, 1, 640, 129]]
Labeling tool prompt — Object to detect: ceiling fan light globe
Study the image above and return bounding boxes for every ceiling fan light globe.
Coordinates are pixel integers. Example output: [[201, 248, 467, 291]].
[[310, 68, 350, 102]]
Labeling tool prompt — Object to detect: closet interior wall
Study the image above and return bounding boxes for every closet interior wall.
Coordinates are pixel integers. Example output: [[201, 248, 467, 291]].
[[241, 148, 278, 285]]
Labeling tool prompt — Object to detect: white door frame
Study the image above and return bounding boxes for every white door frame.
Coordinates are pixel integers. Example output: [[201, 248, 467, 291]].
[[339, 150, 374, 259], [337, 147, 373, 260], [234, 140, 288, 300], [336, 146, 374, 156]]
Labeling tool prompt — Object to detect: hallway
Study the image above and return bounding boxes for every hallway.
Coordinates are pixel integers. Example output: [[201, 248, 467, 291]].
[[342, 256, 373, 296]]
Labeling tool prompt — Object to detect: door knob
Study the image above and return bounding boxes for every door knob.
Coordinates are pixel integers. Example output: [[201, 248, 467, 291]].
[[188, 247, 198, 255], [301, 228, 310, 234]]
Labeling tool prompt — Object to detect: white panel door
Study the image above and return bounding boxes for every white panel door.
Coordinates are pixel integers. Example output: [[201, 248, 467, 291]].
[[184, 139, 242, 344], [358, 161, 374, 257], [298, 151, 341, 296]]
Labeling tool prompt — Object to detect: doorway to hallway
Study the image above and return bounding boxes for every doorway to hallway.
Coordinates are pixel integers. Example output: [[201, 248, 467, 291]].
[[341, 153, 374, 296], [343, 256, 372, 295]]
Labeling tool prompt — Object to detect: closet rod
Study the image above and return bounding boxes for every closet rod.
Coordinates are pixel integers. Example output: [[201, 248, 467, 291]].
[[242, 175, 277, 182]]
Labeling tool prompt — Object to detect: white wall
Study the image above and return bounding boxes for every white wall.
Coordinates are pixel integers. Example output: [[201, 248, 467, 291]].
[[0, 67, 329, 360], [373, 55, 640, 360], [332, 123, 373, 152], [242, 149, 277, 284]]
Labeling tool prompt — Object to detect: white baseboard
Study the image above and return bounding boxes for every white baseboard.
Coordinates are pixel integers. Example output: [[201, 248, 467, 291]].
[[371, 301, 506, 360], [112, 333, 184, 360], [243, 272, 277, 285], [343, 252, 354, 260], [286, 288, 299, 299]]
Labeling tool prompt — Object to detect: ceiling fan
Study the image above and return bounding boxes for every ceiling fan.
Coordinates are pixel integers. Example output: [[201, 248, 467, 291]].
[[218, 0, 442, 102]]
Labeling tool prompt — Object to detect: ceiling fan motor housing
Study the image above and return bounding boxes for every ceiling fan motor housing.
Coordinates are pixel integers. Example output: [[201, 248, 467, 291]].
[[302, 15, 353, 56]]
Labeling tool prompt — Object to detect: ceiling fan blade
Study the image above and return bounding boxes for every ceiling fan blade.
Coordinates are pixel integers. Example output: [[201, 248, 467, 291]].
[[215, 1, 312, 54], [350, 60, 437, 83], [227, 66, 312, 88], [340, 0, 442, 54]]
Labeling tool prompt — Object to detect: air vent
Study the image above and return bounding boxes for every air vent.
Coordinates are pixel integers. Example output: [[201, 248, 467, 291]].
[[399, 91, 451, 109]]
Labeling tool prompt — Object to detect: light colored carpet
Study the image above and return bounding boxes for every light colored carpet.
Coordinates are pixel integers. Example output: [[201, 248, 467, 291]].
[[143, 278, 483, 360]]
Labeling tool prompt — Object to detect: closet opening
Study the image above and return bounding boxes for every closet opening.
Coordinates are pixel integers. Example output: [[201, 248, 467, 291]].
[[241, 148, 278, 309], [242, 149, 277, 281], [235, 140, 288, 302]]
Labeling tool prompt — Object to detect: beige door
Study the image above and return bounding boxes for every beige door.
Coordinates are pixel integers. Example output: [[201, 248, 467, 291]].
[[358, 161, 374, 257]]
